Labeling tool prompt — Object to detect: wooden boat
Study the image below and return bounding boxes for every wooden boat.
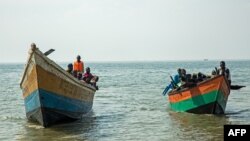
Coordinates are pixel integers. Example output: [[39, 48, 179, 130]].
[[168, 75, 230, 114], [20, 43, 96, 127]]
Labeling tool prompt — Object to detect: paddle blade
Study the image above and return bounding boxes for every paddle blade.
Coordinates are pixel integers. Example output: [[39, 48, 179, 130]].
[[230, 85, 246, 90], [162, 83, 174, 96], [44, 49, 55, 56]]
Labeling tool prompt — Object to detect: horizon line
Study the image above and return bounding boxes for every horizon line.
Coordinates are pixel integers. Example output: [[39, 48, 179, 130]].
[[1, 58, 250, 64]]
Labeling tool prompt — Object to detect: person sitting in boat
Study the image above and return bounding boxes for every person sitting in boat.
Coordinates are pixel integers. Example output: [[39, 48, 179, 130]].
[[73, 70, 78, 78], [191, 73, 198, 83], [217, 61, 231, 85], [197, 72, 207, 82], [83, 67, 99, 90], [66, 63, 73, 74], [173, 68, 182, 84], [180, 69, 189, 83], [162, 69, 183, 96], [180, 69, 197, 88], [77, 72, 83, 80], [73, 55, 84, 73]]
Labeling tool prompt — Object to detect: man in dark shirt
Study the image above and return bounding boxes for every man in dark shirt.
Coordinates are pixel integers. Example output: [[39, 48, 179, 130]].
[[66, 63, 73, 74], [217, 61, 231, 85], [83, 67, 99, 90]]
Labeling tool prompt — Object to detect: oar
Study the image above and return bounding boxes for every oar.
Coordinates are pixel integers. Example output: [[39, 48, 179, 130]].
[[44, 49, 55, 56], [230, 85, 246, 90], [162, 76, 176, 96], [162, 84, 172, 96], [170, 75, 181, 91]]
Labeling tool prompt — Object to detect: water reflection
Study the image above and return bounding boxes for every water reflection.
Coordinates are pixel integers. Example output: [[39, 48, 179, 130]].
[[16, 111, 99, 141], [168, 111, 231, 141]]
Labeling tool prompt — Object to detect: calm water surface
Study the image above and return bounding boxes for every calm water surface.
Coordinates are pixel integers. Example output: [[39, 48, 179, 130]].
[[0, 61, 250, 141]]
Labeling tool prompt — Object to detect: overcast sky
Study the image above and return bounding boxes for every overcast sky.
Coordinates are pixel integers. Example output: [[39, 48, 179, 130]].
[[0, 0, 249, 63]]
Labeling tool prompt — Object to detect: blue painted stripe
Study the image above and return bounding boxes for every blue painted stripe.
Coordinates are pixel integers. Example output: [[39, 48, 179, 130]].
[[24, 89, 41, 113], [24, 89, 93, 114]]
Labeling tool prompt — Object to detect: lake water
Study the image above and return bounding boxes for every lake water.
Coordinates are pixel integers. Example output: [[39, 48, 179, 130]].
[[0, 61, 249, 141]]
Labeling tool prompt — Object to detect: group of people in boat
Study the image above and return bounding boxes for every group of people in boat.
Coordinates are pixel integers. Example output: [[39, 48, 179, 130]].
[[163, 61, 231, 95], [173, 68, 208, 88], [66, 55, 99, 90]]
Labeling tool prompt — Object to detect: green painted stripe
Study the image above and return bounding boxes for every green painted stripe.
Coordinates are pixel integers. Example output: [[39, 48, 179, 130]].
[[170, 90, 227, 112], [216, 91, 227, 111]]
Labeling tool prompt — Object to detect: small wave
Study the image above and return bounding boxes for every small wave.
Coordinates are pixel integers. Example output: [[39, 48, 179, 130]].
[[140, 107, 148, 111], [138, 106, 158, 111], [0, 116, 25, 121], [92, 113, 125, 120], [26, 124, 44, 129], [60, 135, 79, 139], [225, 109, 250, 115]]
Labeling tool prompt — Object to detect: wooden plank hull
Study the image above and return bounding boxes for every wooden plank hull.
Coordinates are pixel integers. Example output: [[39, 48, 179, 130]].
[[25, 89, 93, 127], [20, 46, 96, 127], [168, 75, 230, 114]]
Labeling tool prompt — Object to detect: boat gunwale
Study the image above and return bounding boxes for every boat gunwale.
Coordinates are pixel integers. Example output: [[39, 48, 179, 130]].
[[20, 47, 96, 92], [19, 48, 35, 87], [168, 75, 230, 96]]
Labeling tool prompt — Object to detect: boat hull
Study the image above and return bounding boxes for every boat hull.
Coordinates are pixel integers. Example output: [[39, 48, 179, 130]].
[[25, 88, 93, 127], [168, 75, 230, 114], [20, 46, 96, 127]]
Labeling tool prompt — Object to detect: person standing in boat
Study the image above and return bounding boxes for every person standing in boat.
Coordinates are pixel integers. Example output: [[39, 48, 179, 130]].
[[217, 61, 231, 85], [74, 55, 84, 73]]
